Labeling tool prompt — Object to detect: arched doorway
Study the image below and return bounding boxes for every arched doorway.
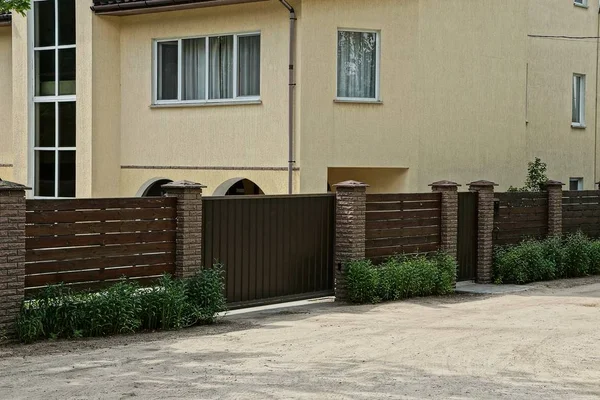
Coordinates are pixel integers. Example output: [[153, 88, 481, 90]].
[[213, 178, 265, 196], [137, 178, 173, 197]]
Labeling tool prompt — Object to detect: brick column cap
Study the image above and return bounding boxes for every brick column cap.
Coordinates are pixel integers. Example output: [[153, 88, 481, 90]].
[[544, 180, 565, 188], [162, 180, 206, 190], [0, 179, 31, 191], [333, 180, 370, 189], [429, 180, 461, 189], [468, 180, 498, 188]]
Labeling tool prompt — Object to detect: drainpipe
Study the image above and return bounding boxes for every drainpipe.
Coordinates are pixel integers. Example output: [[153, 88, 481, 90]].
[[279, 0, 296, 194]]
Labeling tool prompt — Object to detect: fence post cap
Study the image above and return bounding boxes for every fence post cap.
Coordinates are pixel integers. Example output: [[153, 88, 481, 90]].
[[0, 179, 31, 191], [161, 180, 207, 190], [544, 180, 565, 188], [333, 180, 370, 188], [429, 180, 461, 188], [467, 180, 498, 188]]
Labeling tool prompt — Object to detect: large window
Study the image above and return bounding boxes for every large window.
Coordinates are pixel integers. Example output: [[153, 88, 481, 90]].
[[572, 74, 586, 127], [154, 33, 261, 104], [32, 0, 76, 197], [337, 30, 380, 101]]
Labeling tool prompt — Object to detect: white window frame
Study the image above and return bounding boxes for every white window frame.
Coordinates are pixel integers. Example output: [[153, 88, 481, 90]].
[[335, 28, 381, 103], [572, 73, 586, 128], [152, 32, 261, 106], [570, 178, 584, 191], [29, 0, 77, 199], [574, 0, 588, 8]]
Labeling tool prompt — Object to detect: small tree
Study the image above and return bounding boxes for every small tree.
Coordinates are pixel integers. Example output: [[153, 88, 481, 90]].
[[508, 157, 548, 192], [0, 0, 30, 16]]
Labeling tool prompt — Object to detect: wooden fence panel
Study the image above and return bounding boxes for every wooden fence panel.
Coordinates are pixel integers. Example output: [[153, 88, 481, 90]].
[[24, 197, 177, 295], [563, 191, 600, 237], [365, 193, 442, 263], [493, 192, 548, 246]]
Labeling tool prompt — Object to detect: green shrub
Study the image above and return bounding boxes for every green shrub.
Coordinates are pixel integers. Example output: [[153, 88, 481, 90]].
[[346, 253, 455, 305], [562, 232, 592, 278], [589, 241, 600, 275], [16, 266, 227, 343]]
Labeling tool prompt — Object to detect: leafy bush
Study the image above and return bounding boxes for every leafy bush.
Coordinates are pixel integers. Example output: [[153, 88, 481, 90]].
[[15, 266, 227, 343], [346, 253, 456, 304], [493, 233, 600, 284]]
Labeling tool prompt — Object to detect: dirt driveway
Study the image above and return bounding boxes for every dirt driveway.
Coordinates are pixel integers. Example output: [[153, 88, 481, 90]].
[[1, 278, 600, 400]]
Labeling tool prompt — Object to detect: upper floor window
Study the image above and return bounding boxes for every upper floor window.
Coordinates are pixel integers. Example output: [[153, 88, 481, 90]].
[[570, 178, 584, 191], [337, 30, 380, 101], [572, 74, 586, 127], [154, 33, 261, 104], [574, 0, 588, 7]]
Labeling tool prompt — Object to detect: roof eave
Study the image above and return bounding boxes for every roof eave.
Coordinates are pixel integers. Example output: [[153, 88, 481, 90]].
[[91, 0, 267, 16]]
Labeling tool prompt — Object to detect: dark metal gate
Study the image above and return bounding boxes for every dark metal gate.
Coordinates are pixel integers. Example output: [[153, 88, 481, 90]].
[[202, 194, 335, 309], [457, 192, 478, 281]]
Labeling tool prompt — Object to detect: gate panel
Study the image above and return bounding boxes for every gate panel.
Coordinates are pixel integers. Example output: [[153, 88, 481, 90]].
[[203, 194, 335, 309], [457, 192, 478, 281]]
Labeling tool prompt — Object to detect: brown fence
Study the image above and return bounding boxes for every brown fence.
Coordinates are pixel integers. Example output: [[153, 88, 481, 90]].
[[493, 192, 548, 246], [365, 193, 442, 263], [563, 190, 600, 237], [202, 194, 335, 308], [25, 197, 177, 294]]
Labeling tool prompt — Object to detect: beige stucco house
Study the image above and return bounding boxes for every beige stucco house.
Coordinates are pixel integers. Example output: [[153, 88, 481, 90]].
[[0, 0, 599, 197]]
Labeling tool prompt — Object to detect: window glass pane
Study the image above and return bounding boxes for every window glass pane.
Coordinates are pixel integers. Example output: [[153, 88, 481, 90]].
[[157, 41, 179, 101], [36, 50, 56, 96], [238, 35, 261, 97], [337, 31, 377, 99], [58, 48, 76, 95], [58, 151, 76, 197], [209, 36, 234, 99], [35, 0, 55, 47], [573, 76, 580, 123], [58, 0, 76, 45], [35, 151, 56, 197], [182, 38, 206, 101], [35, 103, 56, 147], [59, 102, 76, 147]]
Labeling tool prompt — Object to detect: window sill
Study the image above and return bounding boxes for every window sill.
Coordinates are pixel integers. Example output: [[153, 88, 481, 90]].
[[150, 99, 262, 109], [334, 99, 383, 105], [574, 2, 589, 8], [572, 123, 586, 129]]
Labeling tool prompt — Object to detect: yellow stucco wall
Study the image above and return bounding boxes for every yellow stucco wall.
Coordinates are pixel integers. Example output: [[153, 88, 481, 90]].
[[0, 27, 12, 180], [10, 14, 27, 190], [526, 0, 599, 189]]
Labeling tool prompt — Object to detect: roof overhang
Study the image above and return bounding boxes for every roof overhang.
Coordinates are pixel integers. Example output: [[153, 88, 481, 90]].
[[91, 0, 268, 16]]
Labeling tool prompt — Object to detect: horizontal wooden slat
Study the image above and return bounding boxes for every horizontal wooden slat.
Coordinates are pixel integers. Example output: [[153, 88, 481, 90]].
[[26, 197, 176, 212], [495, 192, 548, 201], [26, 207, 176, 224], [26, 220, 176, 236], [366, 200, 440, 212], [366, 226, 440, 240], [366, 209, 440, 222], [27, 242, 175, 263], [25, 253, 174, 274], [366, 234, 440, 249], [496, 207, 547, 215], [26, 231, 175, 250], [366, 243, 440, 258], [562, 190, 600, 198], [494, 221, 548, 230], [25, 264, 174, 287], [366, 193, 440, 202], [366, 218, 441, 230], [24, 276, 164, 296]]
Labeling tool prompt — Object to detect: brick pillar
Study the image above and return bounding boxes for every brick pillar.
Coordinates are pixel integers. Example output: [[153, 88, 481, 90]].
[[162, 181, 206, 279], [0, 180, 29, 336], [333, 180, 369, 301], [429, 181, 460, 260], [545, 180, 564, 237], [468, 180, 498, 284]]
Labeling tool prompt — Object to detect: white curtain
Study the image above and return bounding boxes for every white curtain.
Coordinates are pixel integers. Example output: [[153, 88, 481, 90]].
[[238, 35, 261, 97], [182, 38, 206, 101], [337, 31, 377, 99], [209, 36, 234, 99]]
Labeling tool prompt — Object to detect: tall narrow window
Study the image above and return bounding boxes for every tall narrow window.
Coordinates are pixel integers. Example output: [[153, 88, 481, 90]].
[[154, 33, 261, 104], [33, 0, 76, 197], [572, 74, 585, 127], [337, 30, 379, 100]]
